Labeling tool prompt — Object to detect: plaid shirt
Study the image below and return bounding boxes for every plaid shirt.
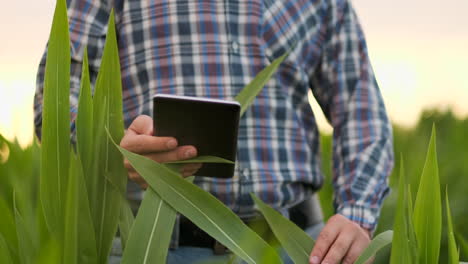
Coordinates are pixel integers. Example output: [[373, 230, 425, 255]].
[[34, 0, 394, 231]]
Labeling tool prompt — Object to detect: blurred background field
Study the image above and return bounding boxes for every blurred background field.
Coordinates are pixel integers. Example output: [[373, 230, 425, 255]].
[[0, 0, 467, 263]]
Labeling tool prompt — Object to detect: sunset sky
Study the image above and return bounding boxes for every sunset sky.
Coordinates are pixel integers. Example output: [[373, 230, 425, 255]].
[[1, 0, 467, 145]]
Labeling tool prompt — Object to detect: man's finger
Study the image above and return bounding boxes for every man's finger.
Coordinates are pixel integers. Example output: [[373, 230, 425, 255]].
[[145, 146, 198, 163], [180, 163, 203, 173], [321, 227, 356, 264], [123, 158, 131, 169], [181, 163, 203, 177], [127, 115, 154, 135], [123, 158, 139, 173], [309, 215, 343, 264], [120, 134, 178, 154], [342, 236, 370, 264]]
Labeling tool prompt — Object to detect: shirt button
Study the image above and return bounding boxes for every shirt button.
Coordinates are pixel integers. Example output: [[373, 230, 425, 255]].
[[231, 41, 240, 54]]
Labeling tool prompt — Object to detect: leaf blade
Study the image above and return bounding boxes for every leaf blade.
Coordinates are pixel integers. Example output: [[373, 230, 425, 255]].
[[235, 53, 288, 117], [456, 233, 468, 262], [76, 47, 94, 175], [75, 156, 99, 264], [121, 189, 177, 264], [0, 197, 19, 261], [390, 158, 418, 264], [0, 234, 13, 264], [412, 125, 442, 264], [40, 0, 70, 241], [88, 10, 127, 262], [119, 197, 135, 252], [251, 194, 314, 264], [446, 187, 459, 264], [63, 152, 78, 264], [355, 231, 394, 264], [14, 195, 37, 264]]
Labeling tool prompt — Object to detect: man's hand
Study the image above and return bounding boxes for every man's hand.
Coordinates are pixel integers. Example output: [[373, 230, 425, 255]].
[[120, 115, 202, 189], [309, 214, 371, 264]]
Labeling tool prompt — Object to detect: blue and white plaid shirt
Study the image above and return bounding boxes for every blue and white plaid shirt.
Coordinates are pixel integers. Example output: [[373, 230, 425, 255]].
[[35, 0, 394, 231]]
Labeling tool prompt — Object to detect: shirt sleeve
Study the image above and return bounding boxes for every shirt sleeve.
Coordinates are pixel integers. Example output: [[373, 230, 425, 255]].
[[34, 0, 114, 140], [309, 0, 394, 232]]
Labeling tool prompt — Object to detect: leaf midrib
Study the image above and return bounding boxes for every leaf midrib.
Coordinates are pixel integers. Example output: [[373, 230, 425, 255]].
[[258, 200, 310, 261], [161, 172, 255, 264], [98, 95, 110, 255], [285, 226, 309, 258], [54, 38, 62, 218], [143, 197, 163, 264]]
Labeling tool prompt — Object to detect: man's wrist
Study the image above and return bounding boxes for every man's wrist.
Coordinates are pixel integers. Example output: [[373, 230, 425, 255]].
[[336, 204, 380, 234]]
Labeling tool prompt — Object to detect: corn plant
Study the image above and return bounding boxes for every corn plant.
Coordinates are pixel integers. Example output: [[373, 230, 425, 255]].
[[0, 0, 467, 263]]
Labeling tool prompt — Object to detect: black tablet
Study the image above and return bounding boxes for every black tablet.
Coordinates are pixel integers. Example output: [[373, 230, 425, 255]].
[[153, 94, 241, 178]]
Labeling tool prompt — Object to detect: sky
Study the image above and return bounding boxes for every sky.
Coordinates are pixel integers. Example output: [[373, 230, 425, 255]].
[[0, 0, 467, 145]]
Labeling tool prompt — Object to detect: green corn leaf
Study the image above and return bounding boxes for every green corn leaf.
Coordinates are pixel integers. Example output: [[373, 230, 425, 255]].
[[390, 158, 407, 264], [76, 47, 94, 175], [235, 53, 288, 117], [390, 158, 418, 264], [405, 185, 419, 262], [317, 134, 334, 222], [456, 233, 468, 262], [35, 239, 60, 264], [75, 156, 98, 264], [36, 198, 53, 262], [88, 10, 127, 262], [63, 151, 98, 264], [0, 234, 13, 264], [406, 183, 414, 221], [63, 151, 78, 264], [355, 230, 394, 264], [87, 97, 107, 205], [227, 255, 242, 264], [0, 197, 18, 262], [121, 168, 191, 263], [412, 124, 441, 264], [166, 156, 234, 164], [121, 188, 177, 264], [75, 46, 100, 263], [119, 197, 135, 251], [14, 194, 37, 264], [94, 155, 133, 253], [40, 0, 70, 240], [446, 187, 459, 264], [109, 135, 282, 264], [251, 194, 314, 264]]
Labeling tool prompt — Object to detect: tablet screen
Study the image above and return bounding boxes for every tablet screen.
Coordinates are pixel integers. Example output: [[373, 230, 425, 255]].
[[153, 94, 240, 178]]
